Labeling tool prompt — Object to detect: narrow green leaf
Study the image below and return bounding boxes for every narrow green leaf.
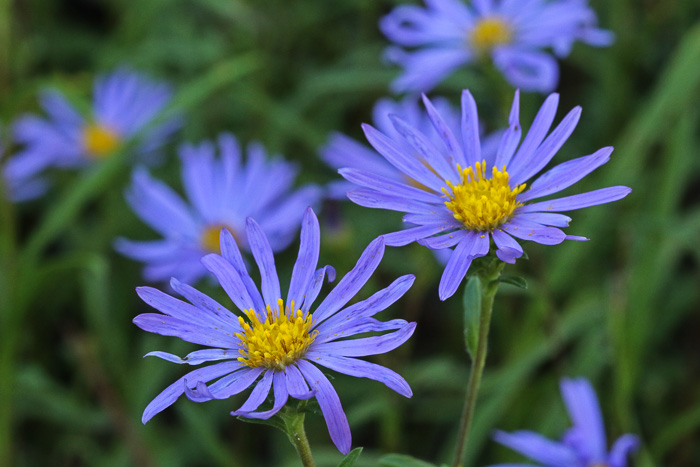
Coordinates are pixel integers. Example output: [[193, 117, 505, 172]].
[[338, 447, 363, 467], [498, 274, 528, 289], [378, 453, 437, 467], [462, 275, 482, 360]]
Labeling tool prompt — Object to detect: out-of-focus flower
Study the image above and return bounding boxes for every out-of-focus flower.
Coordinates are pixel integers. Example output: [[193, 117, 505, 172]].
[[381, 0, 614, 93], [1, 126, 49, 202], [10, 68, 180, 183], [341, 90, 631, 300], [116, 133, 321, 285], [134, 208, 416, 454], [491, 377, 640, 467]]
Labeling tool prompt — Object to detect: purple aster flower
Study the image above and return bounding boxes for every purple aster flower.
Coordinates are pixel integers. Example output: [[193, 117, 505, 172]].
[[134, 207, 416, 454], [116, 133, 322, 285], [492, 378, 640, 467], [10, 68, 180, 182], [341, 90, 631, 300], [381, 0, 614, 93]]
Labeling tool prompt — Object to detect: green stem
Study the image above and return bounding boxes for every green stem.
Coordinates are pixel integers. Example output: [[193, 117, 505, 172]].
[[452, 260, 504, 467], [282, 411, 316, 467]]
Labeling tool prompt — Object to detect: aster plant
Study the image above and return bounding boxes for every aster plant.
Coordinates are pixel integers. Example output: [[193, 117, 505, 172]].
[[381, 0, 613, 93], [134, 207, 416, 461], [341, 89, 630, 466], [492, 377, 640, 467], [116, 133, 321, 285], [9, 68, 179, 198]]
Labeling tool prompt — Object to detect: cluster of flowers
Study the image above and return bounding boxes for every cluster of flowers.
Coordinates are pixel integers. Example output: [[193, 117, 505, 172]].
[[1, 0, 640, 465]]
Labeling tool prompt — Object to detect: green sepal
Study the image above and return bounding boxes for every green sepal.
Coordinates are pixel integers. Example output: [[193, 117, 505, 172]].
[[378, 453, 439, 467], [235, 414, 286, 432], [462, 275, 482, 360], [338, 447, 363, 466], [497, 274, 528, 289]]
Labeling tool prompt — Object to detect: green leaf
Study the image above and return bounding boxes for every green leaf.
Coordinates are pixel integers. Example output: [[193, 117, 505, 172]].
[[338, 447, 363, 467], [462, 275, 482, 360], [498, 274, 528, 289], [378, 454, 437, 467]]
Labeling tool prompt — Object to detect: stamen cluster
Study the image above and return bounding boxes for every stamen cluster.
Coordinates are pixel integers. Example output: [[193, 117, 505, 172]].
[[443, 161, 525, 232], [82, 123, 121, 159], [236, 299, 316, 370], [470, 17, 513, 53]]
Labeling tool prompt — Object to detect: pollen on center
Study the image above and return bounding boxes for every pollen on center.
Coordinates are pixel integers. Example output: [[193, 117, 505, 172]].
[[82, 122, 121, 159], [236, 299, 317, 371], [443, 161, 525, 232], [200, 224, 236, 253], [470, 17, 513, 53]]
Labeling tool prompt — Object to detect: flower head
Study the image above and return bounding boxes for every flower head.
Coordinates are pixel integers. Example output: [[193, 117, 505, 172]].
[[342, 90, 631, 300], [116, 133, 321, 285], [492, 378, 640, 467], [381, 0, 614, 93], [134, 208, 416, 454], [10, 68, 180, 185]]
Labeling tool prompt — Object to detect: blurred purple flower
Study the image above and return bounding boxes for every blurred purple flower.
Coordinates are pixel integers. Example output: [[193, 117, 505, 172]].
[[8, 68, 180, 199], [492, 377, 640, 467], [341, 89, 631, 300], [134, 208, 416, 454], [116, 133, 321, 285], [381, 0, 614, 93]]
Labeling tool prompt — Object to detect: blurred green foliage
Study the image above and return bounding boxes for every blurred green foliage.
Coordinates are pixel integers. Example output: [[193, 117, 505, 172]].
[[1, 0, 700, 466]]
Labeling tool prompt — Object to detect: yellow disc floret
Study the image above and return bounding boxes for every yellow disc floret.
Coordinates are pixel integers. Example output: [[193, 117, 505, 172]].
[[470, 17, 512, 53], [443, 161, 525, 232], [200, 224, 236, 253], [236, 299, 317, 370], [82, 122, 121, 159]]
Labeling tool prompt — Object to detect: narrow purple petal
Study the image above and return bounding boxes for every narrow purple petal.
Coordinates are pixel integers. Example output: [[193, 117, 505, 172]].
[[287, 208, 321, 308], [513, 212, 571, 227], [494, 90, 522, 170], [302, 265, 336, 313], [500, 221, 566, 246], [297, 360, 351, 454], [384, 224, 455, 247], [461, 90, 481, 167], [560, 378, 607, 461], [142, 361, 241, 423], [219, 229, 265, 312], [417, 229, 468, 249], [309, 354, 412, 397], [170, 278, 241, 330], [145, 349, 237, 365], [509, 93, 559, 170], [347, 188, 437, 215], [517, 186, 632, 213], [315, 322, 416, 357], [491, 229, 523, 264], [607, 434, 641, 467], [339, 168, 438, 204], [201, 254, 258, 313], [493, 430, 579, 465], [313, 237, 385, 323], [133, 313, 235, 348], [285, 364, 316, 400], [231, 370, 273, 415], [438, 231, 489, 300], [207, 366, 264, 399], [237, 371, 289, 420], [518, 147, 613, 202], [362, 123, 444, 192], [510, 106, 582, 186], [421, 93, 466, 167], [245, 217, 282, 309]]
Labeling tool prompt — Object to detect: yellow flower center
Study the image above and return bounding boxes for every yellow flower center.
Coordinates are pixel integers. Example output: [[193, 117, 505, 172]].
[[82, 122, 121, 159], [443, 161, 525, 232], [470, 17, 512, 53], [236, 299, 317, 370], [200, 224, 237, 253]]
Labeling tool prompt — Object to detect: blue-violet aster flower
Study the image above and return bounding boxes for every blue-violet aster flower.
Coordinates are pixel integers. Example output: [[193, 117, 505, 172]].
[[134, 207, 416, 454], [116, 133, 321, 285], [341, 90, 631, 300], [381, 0, 614, 93], [10, 68, 180, 178], [491, 377, 640, 467]]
